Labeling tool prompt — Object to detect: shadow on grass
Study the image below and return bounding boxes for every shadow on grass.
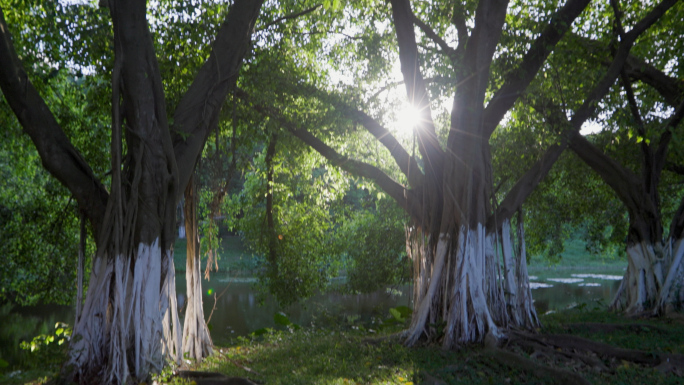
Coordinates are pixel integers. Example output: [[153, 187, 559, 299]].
[[176, 309, 684, 385]]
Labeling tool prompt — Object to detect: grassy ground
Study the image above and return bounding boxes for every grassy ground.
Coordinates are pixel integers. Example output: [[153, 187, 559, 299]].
[[6, 307, 684, 384], [159, 308, 684, 385]]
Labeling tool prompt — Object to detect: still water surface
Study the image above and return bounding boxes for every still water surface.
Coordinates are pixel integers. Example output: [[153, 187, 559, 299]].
[[9, 268, 625, 346]]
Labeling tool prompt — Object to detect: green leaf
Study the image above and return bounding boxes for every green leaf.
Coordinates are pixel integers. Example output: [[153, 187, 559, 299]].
[[274, 312, 292, 326], [0, 358, 8, 368], [251, 327, 270, 337], [389, 307, 403, 321], [393, 305, 412, 318]]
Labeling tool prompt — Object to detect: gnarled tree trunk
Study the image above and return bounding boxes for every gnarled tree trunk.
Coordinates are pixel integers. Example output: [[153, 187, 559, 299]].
[[66, 1, 181, 382]]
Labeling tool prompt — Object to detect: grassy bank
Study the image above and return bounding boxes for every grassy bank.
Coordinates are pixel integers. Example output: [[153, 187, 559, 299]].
[[164, 308, 684, 385], [6, 307, 684, 384]]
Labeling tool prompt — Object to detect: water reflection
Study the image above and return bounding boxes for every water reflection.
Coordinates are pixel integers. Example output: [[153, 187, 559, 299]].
[[175, 274, 411, 345], [4, 269, 626, 354], [532, 279, 621, 314]]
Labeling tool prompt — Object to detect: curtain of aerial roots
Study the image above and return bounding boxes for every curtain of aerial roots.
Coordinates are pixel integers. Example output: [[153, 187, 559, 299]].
[[404, 219, 538, 347], [499, 215, 539, 329], [611, 238, 684, 314], [67, 153, 181, 383], [182, 177, 213, 361]]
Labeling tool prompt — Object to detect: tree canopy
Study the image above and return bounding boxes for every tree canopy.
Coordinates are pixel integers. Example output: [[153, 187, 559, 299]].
[[1, 0, 684, 382]]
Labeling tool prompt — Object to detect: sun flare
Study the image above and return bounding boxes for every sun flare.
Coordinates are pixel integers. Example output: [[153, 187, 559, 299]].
[[396, 103, 422, 135]]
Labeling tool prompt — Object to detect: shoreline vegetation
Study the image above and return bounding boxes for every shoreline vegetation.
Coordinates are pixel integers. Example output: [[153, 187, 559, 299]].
[[4, 308, 683, 384], [3, 236, 662, 385]]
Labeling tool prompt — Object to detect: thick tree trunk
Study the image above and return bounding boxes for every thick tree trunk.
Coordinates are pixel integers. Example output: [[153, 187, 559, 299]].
[[182, 176, 213, 361], [610, 241, 665, 314], [405, 219, 539, 347], [68, 240, 180, 383], [500, 216, 539, 329], [66, 1, 181, 382], [657, 237, 684, 312], [611, 236, 684, 314]]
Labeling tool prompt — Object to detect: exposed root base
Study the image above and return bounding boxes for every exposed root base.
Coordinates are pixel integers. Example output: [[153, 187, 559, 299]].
[[485, 346, 591, 385], [562, 322, 668, 334], [176, 371, 259, 385], [410, 328, 684, 384], [505, 330, 684, 377]]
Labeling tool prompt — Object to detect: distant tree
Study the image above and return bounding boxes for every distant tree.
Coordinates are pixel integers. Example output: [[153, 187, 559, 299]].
[[564, 36, 684, 314]]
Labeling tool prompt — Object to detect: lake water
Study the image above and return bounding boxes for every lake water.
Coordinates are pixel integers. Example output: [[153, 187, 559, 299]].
[[2, 267, 625, 364]]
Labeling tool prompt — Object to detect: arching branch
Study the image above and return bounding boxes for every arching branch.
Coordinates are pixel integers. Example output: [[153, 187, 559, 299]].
[[0, 6, 109, 239], [389, 0, 443, 178], [236, 89, 424, 222], [172, 0, 264, 195], [257, 4, 321, 32], [482, 0, 591, 139], [412, 14, 457, 63]]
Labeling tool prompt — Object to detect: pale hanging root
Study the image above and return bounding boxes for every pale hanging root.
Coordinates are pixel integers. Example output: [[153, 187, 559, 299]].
[[162, 249, 182, 365], [656, 238, 684, 313], [405, 222, 540, 348], [66, 253, 112, 380], [498, 218, 539, 329], [443, 225, 500, 349], [67, 240, 172, 384], [406, 226, 429, 321], [484, 232, 506, 326], [501, 221, 518, 321], [515, 213, 540, 329], [182, 245, 213, 361], [405, 232, 449, 346], [610, 242, 665, 315]]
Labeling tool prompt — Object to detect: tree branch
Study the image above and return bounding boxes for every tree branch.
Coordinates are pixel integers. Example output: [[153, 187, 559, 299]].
[[257, 4, 321, 32], [344, 108, 425, 189], [655, 98, 684, 175], [570, 0, 678, 130], [451, 1, 469, 56], [412, 14, 457, 62], [571, 33, 684, 108], [624, 55, 684, 107], [487, 139, 568, 232], [482, 0, 591, 138], [665, 162, 684, 177], [236, 89, 424, 221], [620, 71, 652, 162], [389, 0, 444, 178], [369, 75, 455, 100], [172, 0, 264, 195], [569, 132, 644, 213], [0, 6, 109, 239]]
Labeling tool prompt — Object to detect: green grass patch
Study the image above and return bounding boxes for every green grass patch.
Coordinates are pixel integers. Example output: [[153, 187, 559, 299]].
[[170, 309, 684, 385]]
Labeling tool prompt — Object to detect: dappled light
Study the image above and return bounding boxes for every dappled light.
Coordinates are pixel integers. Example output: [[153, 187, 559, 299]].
[[1, 0, 684, 383]]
